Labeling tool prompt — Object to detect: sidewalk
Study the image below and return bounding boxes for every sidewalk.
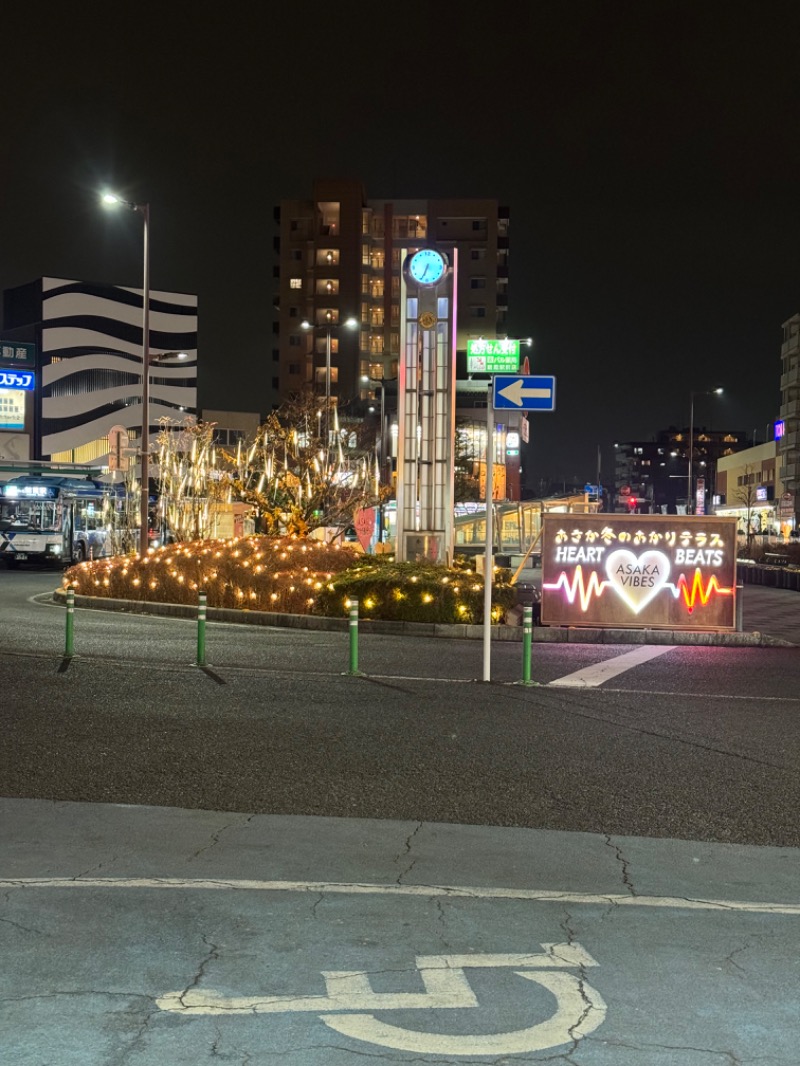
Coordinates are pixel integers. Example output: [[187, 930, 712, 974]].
[[741, 583, 800, 645]]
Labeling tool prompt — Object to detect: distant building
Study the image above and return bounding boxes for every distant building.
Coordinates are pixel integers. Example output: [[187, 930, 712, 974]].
[[614, 426, 750, 514], [1, 277, 197, 468], [778, 314, 800, 524], [273, 179, 509, 403], [715, 440, 784, 535], [274, 179, 522, 494], [201, 409, 261, 449]]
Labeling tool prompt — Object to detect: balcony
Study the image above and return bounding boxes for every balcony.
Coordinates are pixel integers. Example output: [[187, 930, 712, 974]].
[[780, 397, 800, 419], [780, 365, 800, 390]]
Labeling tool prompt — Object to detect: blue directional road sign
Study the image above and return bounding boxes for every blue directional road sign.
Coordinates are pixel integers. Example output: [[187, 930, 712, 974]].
[[492, 374, 556, 411]]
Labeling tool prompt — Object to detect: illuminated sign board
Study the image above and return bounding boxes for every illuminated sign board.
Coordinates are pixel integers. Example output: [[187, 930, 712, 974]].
[[466, 338, 520, 373], [0, 389, 27, 430], [541, 513, 738, 631], [0, 370, 35, 390], [0, 341, 36, 368], [775, 420, 785, 440]]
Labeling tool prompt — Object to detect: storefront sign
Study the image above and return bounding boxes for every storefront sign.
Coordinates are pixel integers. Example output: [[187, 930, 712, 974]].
[[541, 514, 738, 630], [466, 339, 520, 373], [0, 389, 27, 430], [0, 341, 36, 368], [695, 477, 705, 516], [0, 370, 35, 390]]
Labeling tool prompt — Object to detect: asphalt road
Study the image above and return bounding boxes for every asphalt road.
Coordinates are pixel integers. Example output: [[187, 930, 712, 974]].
[[3, 568, 800, 1064], [2, 568, 800, 846]]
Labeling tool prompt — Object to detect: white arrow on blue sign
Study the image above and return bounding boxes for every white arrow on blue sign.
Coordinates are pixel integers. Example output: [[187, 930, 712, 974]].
[[492, 375, 556, 411]]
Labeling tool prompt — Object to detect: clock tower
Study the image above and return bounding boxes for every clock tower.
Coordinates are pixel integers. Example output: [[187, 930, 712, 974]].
[[396, 247, 457, 564]]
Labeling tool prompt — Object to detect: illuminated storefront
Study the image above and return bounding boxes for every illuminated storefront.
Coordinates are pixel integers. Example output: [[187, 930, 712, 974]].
[[0, 343, 36, 461], [541, 513, 738, 631]]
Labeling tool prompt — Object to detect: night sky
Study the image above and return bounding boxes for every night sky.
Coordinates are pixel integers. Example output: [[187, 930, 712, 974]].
[[3, 3, 799, 485]]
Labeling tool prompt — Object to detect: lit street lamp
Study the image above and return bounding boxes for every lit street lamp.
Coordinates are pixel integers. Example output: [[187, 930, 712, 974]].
[[300, 314, 358, 448], [688, 387, 723, 514]]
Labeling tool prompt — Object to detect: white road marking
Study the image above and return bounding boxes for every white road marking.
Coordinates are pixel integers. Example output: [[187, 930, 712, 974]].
[[321, 971, 604, 1056], [157, 945, 607, 1056], [2, 877, 798, 914], [549, 645, 673, 687]]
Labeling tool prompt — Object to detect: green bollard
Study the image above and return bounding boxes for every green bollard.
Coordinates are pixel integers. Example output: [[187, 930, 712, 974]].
[[348, 598, 359, 675], [196, 591, 207, 667], [522, 604, 533, 685], [65, 587, 75, 657]]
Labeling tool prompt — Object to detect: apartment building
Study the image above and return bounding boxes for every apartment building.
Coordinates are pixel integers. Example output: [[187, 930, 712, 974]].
[[778, 314, 800, 524], [272, 179, 510, 407]]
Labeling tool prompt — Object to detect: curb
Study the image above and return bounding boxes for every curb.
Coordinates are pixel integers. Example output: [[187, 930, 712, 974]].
[[49, 589, 794, 647]]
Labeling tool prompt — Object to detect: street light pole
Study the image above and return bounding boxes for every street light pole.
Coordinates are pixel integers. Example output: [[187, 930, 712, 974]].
[[324, 324, 332, 450], [301, 316, 358, 455], [687, 390, 695, 515], [101, 192, 151, 556], [687, 387, 723, 515], [139, 203, 151, 557]]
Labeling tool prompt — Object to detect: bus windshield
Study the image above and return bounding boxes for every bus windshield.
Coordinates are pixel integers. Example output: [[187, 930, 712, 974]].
[[0, 499, 59, 532]]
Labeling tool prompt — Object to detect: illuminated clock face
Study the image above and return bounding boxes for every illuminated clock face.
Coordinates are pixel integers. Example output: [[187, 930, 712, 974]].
[[407, 249, 446, 286]]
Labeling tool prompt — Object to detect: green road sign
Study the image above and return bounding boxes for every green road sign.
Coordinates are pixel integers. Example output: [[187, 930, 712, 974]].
[[466, 339, 520, 374]]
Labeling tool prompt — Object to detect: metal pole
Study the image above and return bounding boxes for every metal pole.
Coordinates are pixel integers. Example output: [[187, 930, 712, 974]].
[[65, 587, 75, 657], [139, 203, 151, 557], [735, 584, 743, 632], [325, 326, 332, 453], [687, 390, 694, 516], [483, 383, 494, 682], [348, 598, 359, 675], [379, 381, 386, 481], [522, 604, 532, 684], [196, 591, 207, 667]]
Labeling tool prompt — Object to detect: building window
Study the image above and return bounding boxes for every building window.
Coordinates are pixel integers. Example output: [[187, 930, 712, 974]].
[[288, 363, 301, 375], [289, 307, 299, 318], [289, 335, 302, 347], [291, 249, 302, 261], [471, 249, 486, 261], [470, 277, 487, 289], [290, 278, 302, 289], [471, 306, 487, 319]]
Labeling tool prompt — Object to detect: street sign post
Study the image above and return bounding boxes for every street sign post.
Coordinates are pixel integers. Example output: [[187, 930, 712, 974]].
[[492, 375, 556, 411], [107, 425, 130, 472]]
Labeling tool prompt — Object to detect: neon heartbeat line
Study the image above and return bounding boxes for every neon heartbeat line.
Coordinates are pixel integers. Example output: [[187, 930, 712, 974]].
[[544, 565, 736, 615], [669, 569, 735, 614], [543, 566, 608, 611]]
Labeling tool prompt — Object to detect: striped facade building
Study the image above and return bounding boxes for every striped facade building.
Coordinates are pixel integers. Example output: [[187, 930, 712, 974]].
[[2, 277, 197, 466]]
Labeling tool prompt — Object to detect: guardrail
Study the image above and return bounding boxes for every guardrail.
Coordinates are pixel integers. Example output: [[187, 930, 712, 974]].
[[738, 561, 800, 591]]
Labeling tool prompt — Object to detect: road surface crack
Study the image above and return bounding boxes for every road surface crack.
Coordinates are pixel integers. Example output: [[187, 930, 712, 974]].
[[190, 814, 256, 862], [394, 821, 423, 884]]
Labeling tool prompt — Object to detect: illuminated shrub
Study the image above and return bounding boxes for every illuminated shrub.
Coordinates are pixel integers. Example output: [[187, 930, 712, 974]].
[[312, 557, 516, 624], [62, 537, 515, 624]]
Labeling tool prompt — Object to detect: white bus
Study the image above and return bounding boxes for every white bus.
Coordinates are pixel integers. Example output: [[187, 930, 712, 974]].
[[0, 475, 118, 568]]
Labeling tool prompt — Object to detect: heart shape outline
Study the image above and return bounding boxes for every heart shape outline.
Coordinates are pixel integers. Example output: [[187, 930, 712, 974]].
[[605, 549, 671, 614]]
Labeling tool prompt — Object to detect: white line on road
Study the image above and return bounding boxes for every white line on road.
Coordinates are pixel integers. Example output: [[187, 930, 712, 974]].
[[548, 645, 674, 687], [2, 877, 798, 914]]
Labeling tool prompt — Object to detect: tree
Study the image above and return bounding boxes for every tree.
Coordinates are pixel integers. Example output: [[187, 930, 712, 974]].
[[217, 390, 385, 537], [155, 417, 233, 542], [733, 464, 758, 553]]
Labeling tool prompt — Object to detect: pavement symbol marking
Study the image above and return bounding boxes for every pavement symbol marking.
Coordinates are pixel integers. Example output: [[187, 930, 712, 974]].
[[548, 645, 673, 687], [157, 944, 607, 1057], [3, 877, 800, 914]]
